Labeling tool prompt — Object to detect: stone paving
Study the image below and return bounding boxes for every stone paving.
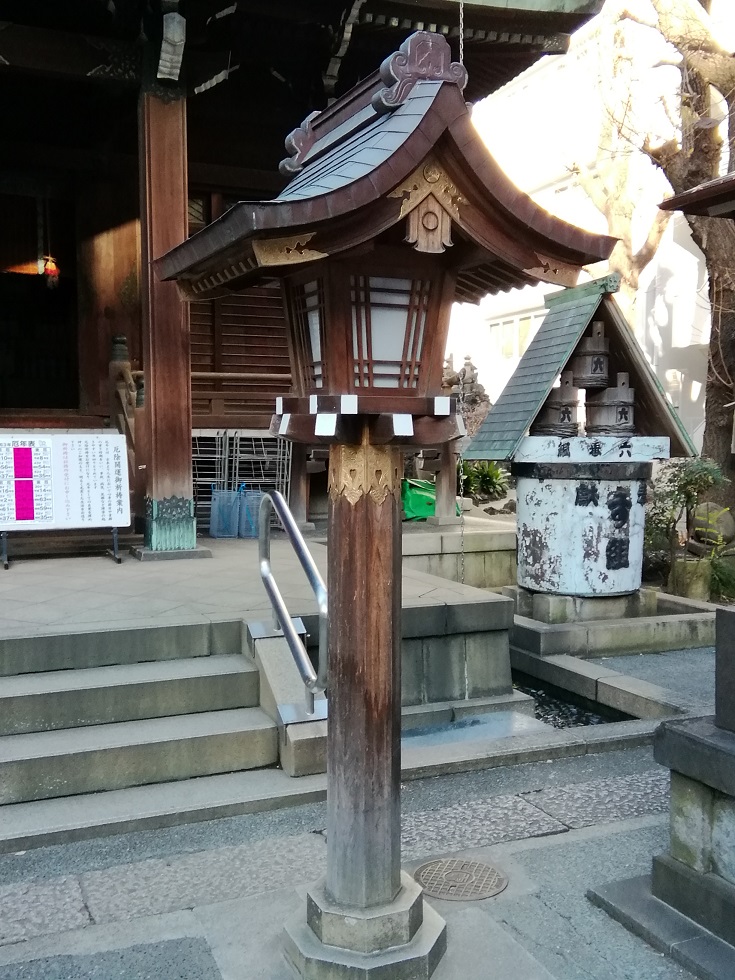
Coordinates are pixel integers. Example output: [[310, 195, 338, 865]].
[[0, 523, 507, 639], [0, 748, 697, 979], [591, 649, 716, 709]]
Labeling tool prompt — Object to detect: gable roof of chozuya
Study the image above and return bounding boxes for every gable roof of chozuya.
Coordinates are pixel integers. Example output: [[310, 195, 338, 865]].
[[158, 32, 614, 302], [465, 275, 697, 460]]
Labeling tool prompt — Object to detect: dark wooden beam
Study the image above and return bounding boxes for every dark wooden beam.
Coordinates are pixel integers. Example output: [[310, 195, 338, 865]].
[[0, 139, 135, 177], [0, 23, 140, 83], [0, 140, 281, 198]]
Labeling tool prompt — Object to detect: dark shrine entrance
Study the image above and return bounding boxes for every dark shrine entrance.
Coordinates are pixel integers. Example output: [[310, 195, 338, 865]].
[[0, 193, 79, 410]]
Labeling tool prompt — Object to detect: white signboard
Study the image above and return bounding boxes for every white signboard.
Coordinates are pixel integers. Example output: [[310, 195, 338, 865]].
[[0, 433, 130, 531]]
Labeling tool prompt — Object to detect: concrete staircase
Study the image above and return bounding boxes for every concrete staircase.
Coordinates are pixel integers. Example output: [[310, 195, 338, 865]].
[[0, 588, 522, 852], [0, 621, 285, 847]]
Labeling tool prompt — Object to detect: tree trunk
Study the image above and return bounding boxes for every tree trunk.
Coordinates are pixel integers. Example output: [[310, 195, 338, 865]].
[[699, 267, 735, 507]]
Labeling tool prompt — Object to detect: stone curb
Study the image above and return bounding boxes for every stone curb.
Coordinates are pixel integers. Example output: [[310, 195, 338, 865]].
[[510, 647, 711, 722], [588, 874, 735, 980]]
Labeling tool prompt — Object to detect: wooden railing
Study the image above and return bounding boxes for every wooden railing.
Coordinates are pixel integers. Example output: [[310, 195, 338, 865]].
[[109, 338, 146, 522]]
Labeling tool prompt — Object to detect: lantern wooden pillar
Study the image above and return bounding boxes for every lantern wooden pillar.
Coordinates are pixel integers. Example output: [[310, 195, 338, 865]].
[[326, 429, 403, 908]]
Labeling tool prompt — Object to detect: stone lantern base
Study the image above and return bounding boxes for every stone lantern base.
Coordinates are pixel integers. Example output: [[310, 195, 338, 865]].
[[283, 872, 446, 979]]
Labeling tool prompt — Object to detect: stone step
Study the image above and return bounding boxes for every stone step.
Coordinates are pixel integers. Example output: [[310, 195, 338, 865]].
[[0, 768, 327, 853], [0, 619, 243, 676], [0, 655, 259, 735], [0, 707, 278, 805]]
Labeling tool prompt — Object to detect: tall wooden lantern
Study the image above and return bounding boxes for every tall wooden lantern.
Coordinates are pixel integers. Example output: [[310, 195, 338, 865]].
[[159, 32, 613, 978]]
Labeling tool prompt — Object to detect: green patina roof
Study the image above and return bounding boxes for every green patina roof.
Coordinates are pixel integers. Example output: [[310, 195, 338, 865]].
[[464, 274, 697, 460]]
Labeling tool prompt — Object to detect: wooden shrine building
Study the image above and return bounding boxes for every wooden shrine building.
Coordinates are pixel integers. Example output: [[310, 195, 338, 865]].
[[0, 0, 605, 550]]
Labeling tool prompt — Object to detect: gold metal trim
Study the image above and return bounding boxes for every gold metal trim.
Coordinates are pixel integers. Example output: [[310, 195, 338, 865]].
[[328, 433, 403, 506], [389, 157, 467, 220], [253, 233, 328, 266]]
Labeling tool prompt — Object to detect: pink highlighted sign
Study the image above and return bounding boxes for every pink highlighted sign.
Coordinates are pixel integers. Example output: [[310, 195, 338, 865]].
[[14, 480, 34, 521], [13, 447, 33, 479]]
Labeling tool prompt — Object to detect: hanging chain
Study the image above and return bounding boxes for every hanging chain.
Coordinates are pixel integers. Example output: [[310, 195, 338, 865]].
[[459, 1, 465, 67]]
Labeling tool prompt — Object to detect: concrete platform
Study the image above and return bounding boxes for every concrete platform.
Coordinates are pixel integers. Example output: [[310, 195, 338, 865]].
[[0, 532, 512, 640]]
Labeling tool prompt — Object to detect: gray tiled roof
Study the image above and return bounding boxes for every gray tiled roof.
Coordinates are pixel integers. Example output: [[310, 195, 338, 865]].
[[464, 278, 616, 460], [278, 84, 442, 202]]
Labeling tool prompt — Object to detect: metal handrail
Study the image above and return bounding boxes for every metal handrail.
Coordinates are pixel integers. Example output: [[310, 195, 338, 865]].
[[258, 491, 327, 715]]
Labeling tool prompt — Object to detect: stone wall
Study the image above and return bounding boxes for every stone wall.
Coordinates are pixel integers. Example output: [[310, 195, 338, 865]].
[[401, 528, 517, 589], [303, 589, 515, 709]]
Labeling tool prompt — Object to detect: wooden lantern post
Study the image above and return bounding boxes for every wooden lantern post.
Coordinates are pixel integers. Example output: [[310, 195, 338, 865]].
[[158, 30, 614, 977], [327, 428, 403, 907]]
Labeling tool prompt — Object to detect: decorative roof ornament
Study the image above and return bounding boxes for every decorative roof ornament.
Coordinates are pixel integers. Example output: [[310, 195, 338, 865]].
[[372, 31, 467, 115], [279, 111, 319, 177]]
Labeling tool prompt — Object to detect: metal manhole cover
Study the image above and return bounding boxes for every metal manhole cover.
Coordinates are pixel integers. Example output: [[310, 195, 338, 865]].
[[414, 859, 508, 901]]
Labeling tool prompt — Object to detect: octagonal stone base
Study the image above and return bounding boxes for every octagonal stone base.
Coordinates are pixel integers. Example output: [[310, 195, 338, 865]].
[[306, 873, 423, 954], [283, 902, 446, 980]]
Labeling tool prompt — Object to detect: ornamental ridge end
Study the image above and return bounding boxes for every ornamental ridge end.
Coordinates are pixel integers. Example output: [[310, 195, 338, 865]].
[[372, 31, 467, 115]]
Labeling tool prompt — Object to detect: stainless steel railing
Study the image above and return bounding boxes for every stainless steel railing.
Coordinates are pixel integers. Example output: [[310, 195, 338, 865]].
[[258, 491, 327, 715]]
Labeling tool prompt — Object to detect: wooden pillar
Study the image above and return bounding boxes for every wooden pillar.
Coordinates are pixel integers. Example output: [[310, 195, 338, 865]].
[[432, 443, 460, 524], [289, 443, 311, 527], [139, 90, 195, 550], [326, 427, 403, 907]]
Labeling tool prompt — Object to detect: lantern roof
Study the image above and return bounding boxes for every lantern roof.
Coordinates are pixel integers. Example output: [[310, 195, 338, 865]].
[[464, 274, 696, 460], [659, 172, 735, 220], [158, 31, 614, 303]]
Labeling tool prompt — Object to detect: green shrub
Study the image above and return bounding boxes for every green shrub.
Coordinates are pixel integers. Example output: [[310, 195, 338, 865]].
[[474, 461, 510, 499], [456, 459, 479, 497], [643, 457, 728, 591], [456, 460, 510, 500]]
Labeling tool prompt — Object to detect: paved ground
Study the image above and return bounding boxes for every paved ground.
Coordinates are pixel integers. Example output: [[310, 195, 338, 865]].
[[0, 747, 697, 979], [0, 520, 509, 638], [0, 520, 718, 978]]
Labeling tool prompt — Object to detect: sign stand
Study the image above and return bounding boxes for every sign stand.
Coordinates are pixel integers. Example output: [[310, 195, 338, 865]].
[[107, 527, 122, 565], [1, 527, 124, 570]]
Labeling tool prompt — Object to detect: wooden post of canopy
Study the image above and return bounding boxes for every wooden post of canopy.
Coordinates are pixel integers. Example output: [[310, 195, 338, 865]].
[[288, 443, 313, 529], [138, 89, 198, 553]]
